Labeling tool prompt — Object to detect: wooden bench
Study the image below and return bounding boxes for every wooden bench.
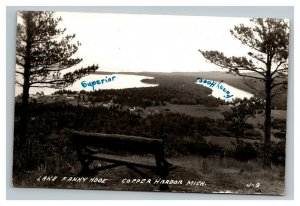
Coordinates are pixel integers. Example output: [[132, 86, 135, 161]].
[[71, 131, 176, 188]]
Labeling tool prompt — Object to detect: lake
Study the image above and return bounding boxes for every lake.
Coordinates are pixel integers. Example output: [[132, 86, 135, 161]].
[[195, 78, 253, 101], [15, 74, 158, 96], [210, 82, 253, 100], [68, 74, 158, 92], [15, 74, 253, 101]]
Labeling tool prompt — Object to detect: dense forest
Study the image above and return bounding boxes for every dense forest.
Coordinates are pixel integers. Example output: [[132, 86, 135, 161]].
[[14, 100, 286, 174], [14, 71, 288, 173], [13, 71, 288, 176], [76, 86, 224, 107], [92, 71, 288, 109]]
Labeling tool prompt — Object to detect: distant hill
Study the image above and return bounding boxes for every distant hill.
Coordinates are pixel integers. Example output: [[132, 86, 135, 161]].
[[95, 71, 287, 109], [95, 71, 262, 93]]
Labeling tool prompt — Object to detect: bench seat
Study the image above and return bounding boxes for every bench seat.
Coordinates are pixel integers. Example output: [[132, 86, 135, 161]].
[[71, 131, 176, 189], [89, 153, 158, 169]]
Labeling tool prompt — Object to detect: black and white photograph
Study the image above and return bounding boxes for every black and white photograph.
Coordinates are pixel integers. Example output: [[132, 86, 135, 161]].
[[13, 11, 289, 195]]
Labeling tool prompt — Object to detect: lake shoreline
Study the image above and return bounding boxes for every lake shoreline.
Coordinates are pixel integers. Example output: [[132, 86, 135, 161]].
[[15, 72, 254, 101], [196, 77, 253, 101]]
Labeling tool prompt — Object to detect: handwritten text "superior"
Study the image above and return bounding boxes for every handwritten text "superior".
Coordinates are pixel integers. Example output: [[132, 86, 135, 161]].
[[81, 75, 116, 91]]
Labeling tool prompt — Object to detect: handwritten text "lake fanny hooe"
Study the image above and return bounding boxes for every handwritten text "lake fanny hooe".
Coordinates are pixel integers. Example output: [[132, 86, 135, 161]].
[[196, 77, 234, 99]]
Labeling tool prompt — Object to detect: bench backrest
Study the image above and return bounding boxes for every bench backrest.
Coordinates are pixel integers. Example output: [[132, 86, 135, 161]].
[[72, 131, 164, 154]]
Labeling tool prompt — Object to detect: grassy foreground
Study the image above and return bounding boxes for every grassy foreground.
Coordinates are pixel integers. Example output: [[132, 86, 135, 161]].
[[12, 101, 286, 195], [13, 155, 285, 195]]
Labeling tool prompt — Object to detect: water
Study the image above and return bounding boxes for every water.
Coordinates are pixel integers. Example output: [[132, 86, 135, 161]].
[[15, 74, 253, 101], [67, 74, 158, 92], [15, 74, 158, 96], [211, 82, 253, 100], [195, 79, 253, 101]]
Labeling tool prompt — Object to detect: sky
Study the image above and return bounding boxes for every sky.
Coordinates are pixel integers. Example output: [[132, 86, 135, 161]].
[[15, 12, 259, 96], [53, 12, 253, 73]]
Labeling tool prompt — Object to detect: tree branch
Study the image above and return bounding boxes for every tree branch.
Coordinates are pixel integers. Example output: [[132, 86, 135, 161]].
[[16, 53, 26, 58], [15, 81, 23, 87], [272, 73, 288, 81], [231, 29, 265, 54], [234, 73, 266, 81], [30, 79, 67, 85], [199, 50, 267, 79], [247, 52, 267, 65], [29, 85, 58, 88], [271, 61, 285, 75], [271, 92, 284, 98], [31, 35, 62, 45], [237, 67, 266, 77], [16, 59, 25, 67], [30, 68, 61, 75], [16, 71, 24, 75], [271, 82, 287, 89]]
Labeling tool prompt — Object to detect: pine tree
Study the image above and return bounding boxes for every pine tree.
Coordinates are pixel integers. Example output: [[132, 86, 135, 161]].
[[199, 18, 289, 168], [16, 11, 98, 149]]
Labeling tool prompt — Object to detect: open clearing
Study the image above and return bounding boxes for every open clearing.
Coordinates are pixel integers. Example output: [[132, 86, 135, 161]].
[[148, 103, 286, 120]]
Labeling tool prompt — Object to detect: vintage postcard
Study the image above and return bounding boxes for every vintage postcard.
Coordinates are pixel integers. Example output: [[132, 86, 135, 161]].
[[13, 11, 289, 195]]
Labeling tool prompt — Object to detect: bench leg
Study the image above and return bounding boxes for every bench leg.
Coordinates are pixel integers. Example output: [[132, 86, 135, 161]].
[[158, 168, 170, 191], [154, 149, 173, 190], [127, 165, 170, 190], [127, 165, 152, 180], [77, 158, 94, 176]]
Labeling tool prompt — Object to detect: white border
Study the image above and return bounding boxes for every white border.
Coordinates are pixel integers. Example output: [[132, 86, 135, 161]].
[[1, 0, 298, 205]]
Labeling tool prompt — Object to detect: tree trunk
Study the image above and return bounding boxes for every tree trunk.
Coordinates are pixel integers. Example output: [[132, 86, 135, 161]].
[[236, 127, 241, 144], [235, 122, 244, 144], [236, 135, 239, 144], [19, 85, 29, 143], [19, 68, 30, 147], [18, 12, 32, 150], [240, 121, 245, 141], [263, 77, 272, 169]]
